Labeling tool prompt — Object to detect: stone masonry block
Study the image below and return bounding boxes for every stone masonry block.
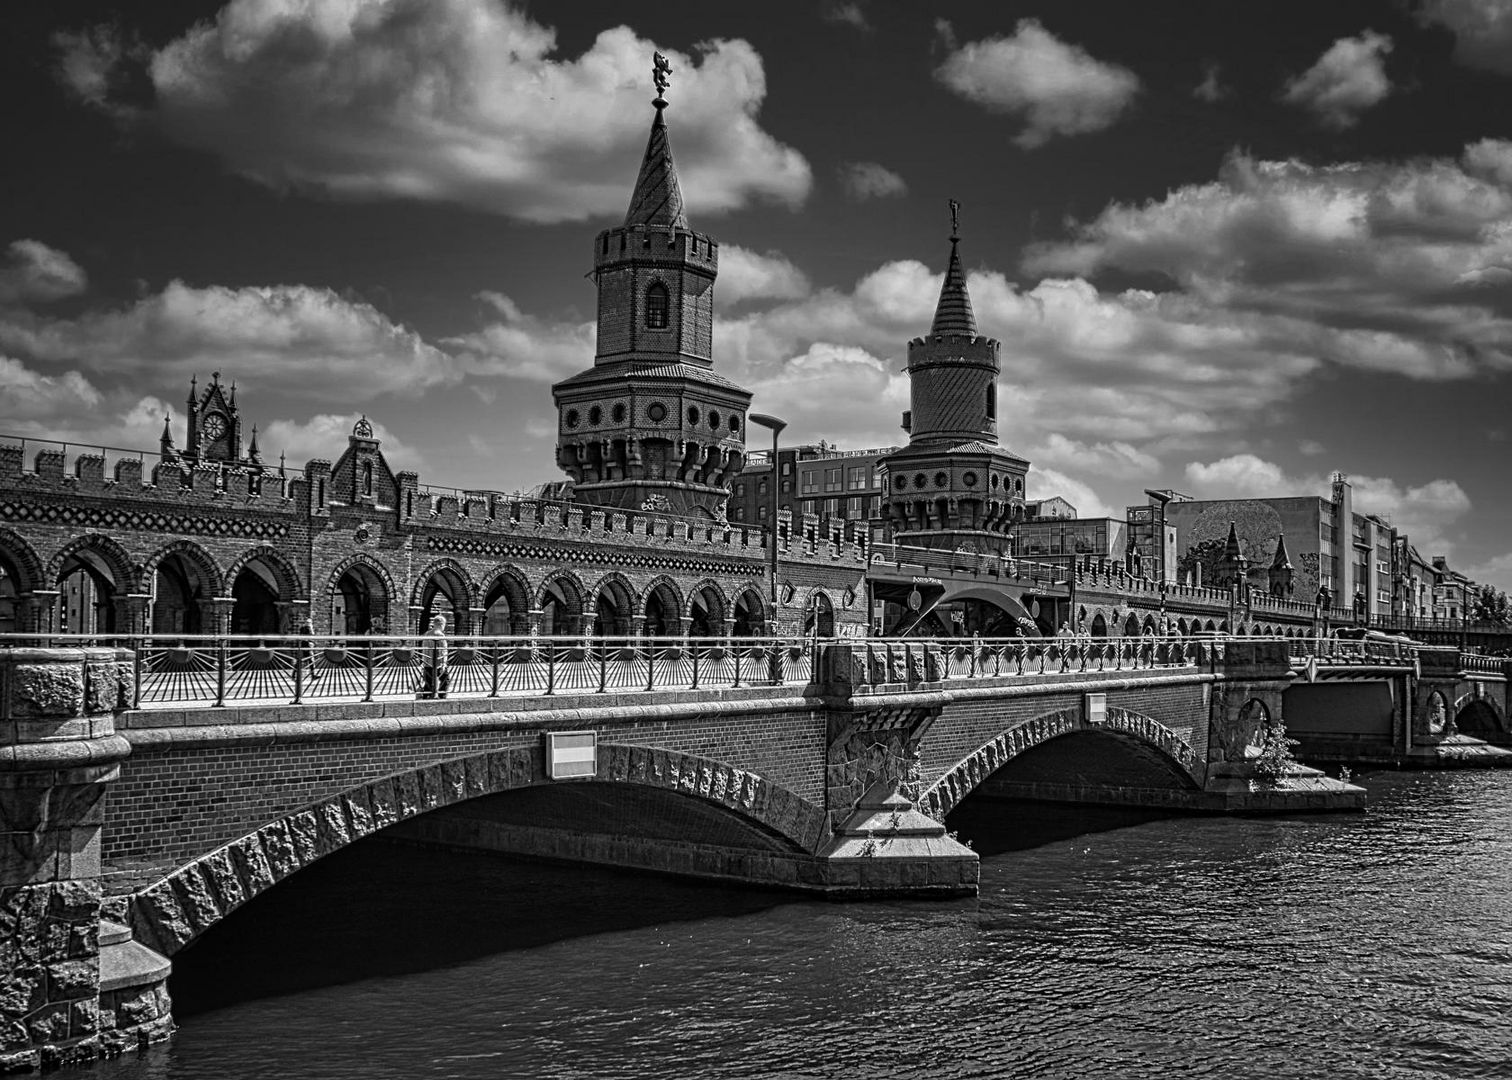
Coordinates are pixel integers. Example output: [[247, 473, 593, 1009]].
[[229, 835, 274, 898], [9, 665, 84, 720], [202, 849, 245, 913]]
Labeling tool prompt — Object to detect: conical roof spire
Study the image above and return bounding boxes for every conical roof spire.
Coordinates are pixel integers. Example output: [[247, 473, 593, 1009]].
[[624, 52, 688, 229], [1271, 531, 1293, 570], [931, 198, 977, 336], [1224, 520, 1243, 560], [160, 413, 175, 449]]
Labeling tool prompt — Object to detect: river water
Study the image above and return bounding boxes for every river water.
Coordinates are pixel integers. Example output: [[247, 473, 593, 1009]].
[[101, 770, 1512, 1080]]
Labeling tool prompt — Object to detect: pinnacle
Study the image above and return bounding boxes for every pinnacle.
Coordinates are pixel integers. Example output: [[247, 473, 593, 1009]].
[[624, 105, 688, 229], [930, 237, 977, 336]]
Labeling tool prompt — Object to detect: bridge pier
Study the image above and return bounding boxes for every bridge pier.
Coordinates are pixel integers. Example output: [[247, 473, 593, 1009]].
[[0, 648, 170, 1070]]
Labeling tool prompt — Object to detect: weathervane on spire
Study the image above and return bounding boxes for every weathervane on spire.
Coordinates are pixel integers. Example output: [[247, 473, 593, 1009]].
[[949, 198, 961, 240], [653, 51, 673, 107]]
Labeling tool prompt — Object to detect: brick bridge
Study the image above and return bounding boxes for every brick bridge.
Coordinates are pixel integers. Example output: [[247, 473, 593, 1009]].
[[6, 633, 1511, 1068]]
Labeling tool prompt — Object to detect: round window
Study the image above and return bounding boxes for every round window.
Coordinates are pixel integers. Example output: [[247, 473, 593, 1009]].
[[990, 474, 1000, 490], [913, 473, 927, 490], [893, 475, 907, 490], [588, 405, 602, 425], [687, 406, 699, 426], [612, 402, 626, 423], [648, 402, 666, 422], [934, 471, 949, 488], [565, 409, 580, 429], [708, 410, 720, 430], [963, 471, 978, 487]]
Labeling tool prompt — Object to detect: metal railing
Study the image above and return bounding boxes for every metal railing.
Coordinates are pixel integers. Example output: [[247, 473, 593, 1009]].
[[6, 634, 818, 711]]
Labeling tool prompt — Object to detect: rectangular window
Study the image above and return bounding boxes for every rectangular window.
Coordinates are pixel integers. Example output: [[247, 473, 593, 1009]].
[[824, 467, 842, 492], [801, 470, 818, 494], [848, 497, 863, 515], [734, 483, 745, 498], [823, 498, 839, 516], [757, 505, 768, 520], [848, 466, 866, 490], [758, 479, 768, 496]]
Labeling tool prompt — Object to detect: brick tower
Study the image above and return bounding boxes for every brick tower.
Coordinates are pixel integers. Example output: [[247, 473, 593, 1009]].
[[880, 202, 1028, 553], [552, 54, 751, 518]]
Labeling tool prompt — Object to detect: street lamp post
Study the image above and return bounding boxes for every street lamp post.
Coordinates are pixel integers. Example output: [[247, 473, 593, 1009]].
[[748, 413, 787, 629]]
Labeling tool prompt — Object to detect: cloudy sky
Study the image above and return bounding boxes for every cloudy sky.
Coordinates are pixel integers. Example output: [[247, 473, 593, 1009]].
[[3, 0, 1512, 589]]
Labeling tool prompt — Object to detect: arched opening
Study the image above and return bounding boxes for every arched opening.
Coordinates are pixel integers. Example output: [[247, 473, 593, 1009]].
[[481, 571, 529, 636], [643, 580, 683, 638], [1122, 613, 1140, 637], [230, 562, 281, 636], [333, 563, 388, 635], [1142, 615, 1158, 635], [1205, 620, 1217, 632], [539, 577, 583, 636], [592, 577, 635, 637], [58, 546, 126, 635], [1455, 699, 1502, 739], [1090, 613, 1108, 637], [0, 551, 24, 634], [1177, 618, 1189, 636], [732, 589, 766, 637], [803, 592, 835, 637], [645, 282, 669, 329], [418, 566, 469, 635], [688, 584, 725, 637]]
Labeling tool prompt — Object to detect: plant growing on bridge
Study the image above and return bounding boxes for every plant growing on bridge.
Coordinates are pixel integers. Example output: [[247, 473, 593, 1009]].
[[1251, 717, 1300, 784]]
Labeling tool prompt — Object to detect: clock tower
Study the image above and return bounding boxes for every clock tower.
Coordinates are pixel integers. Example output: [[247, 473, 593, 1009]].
[[182, 371, 245, 464]]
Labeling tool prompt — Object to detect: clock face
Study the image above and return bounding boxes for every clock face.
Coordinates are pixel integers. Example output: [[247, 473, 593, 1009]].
[[202, 413, 227, 440]]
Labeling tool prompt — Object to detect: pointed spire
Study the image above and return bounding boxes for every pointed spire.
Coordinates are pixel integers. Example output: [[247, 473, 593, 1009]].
[[1271, 531, 1293, 570], [624, 52, 688, 228], [187, 374, 197, 404], [248, 423, 261, 461], [931, 198, 977, 336], [160, 413, 175, 449], [1224, 520, 1242, 558]]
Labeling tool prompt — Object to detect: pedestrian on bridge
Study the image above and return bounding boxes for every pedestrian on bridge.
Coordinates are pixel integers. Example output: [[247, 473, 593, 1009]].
[[419, 614, 450, 700]]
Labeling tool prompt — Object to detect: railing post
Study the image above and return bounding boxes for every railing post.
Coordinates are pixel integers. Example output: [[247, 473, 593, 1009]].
[[363, 639, 376, 703], [646, 639, 656, 693], [489, 641, 502, 697], [691, 642, 700, 690], [545, 642, 556, 696], [597, 639, 608, 694], [733, 643, 743, 688], [292, 637, 304, 705], [214, 637, 227, 708], [132, 643, 144, 709]]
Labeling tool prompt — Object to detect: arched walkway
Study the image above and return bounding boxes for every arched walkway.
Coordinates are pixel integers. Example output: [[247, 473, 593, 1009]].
[[920, 707, 1201, 820], [803, 590, 835, 637], [732, 587, 767, 637], [686, 580, 728, 637], [537, 572, 585, 636], [0, 528, 45, 634], [480, 567, 531, 636], [145, 541, 226, 635], [642, 577, 683, 638], [591, 573, 635, 636], [124, 744, 823, 957], [413, 560, 475, 635], [328, 555, 395, 635], [51, 534, 137, 635]]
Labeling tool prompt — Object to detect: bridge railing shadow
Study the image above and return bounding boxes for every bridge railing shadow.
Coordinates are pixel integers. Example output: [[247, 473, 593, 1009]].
[[1, 633, 823, 710]]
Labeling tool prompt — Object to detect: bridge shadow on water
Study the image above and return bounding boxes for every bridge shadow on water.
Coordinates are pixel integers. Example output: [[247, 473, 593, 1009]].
[[947, 798, 1184, 859], [169, 837, 792, 1018]]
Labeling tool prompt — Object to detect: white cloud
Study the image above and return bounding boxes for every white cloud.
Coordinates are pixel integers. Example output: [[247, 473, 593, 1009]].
[[1024, 145, 1512, 380], [444, 295, 593, 383], [1182, 453, 1472, 555], [838, 162, 908, 201], [1027, 464, 1113, 518], [822, 3, 871, 31], [0, 356, 102, 419], [1462, 138, 1512, 187], [0, 240, 88, 305], [261, 413, 423, 472], [1419, 0, 1512, 74], [0, 281, 458, 400], [717, 246, 811, 305], [934, 19, 1140, 148], [1465, 551, 1512, 594], [1029, 433, 1160, 478], [59, 0, 811, 224], [1280, 31, 1393, 129], [1193, 62, 1228, 103]]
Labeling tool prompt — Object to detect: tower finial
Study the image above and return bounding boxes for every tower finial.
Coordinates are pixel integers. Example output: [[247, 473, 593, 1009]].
[[949, 197, 960, 242], [653, 51, 673, 109]]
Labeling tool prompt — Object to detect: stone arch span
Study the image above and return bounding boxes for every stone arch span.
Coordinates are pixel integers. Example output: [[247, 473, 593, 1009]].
[[919, 707, 1202, 820], [1454, 690, 1506, 736], [124, 743, 824, 958]]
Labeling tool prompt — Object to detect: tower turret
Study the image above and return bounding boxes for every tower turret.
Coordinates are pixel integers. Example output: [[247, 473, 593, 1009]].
[[1216, 520, 1249, 590], [1269, 532, 1294, 598], [551, 53, 751, 518], [878, 202, 1028, 553]]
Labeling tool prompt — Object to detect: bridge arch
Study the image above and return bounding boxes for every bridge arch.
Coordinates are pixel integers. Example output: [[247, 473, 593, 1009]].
[[49, 533, 139, 634], [143, 540, 228, 635], [0, 528, 46, 634], [920, 707, 1202, 820], [642, 575, 684, 636], [124, 744, 823, 958], [731, 584, 768, 636], [588, 571, 636, 635], [1454, 691, 1506, 737], [536, 569, 587, 635], [412, 559, 477, 633], [685, 579, 729, 636], [326, 553, 396, 635], [479, 565, 532, 634]]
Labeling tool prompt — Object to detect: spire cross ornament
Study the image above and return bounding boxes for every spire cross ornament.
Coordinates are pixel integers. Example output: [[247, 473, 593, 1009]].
[[949, 198, 961, 240], [653, 51, 673, 106]]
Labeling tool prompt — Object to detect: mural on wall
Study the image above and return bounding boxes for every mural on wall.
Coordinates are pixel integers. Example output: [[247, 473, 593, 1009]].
[[1296, 552, 1321, 602], [1176, 501, 1283, 591]]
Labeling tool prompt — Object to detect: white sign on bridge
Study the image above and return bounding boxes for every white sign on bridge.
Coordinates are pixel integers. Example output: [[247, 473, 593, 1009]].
[[546, 731, 598, 780]]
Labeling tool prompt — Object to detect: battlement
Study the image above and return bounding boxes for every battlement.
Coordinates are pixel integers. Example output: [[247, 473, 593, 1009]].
[[594, 223, 718, 273]]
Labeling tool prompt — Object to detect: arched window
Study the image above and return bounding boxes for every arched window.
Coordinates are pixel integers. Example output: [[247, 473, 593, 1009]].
[[645, 283, 670, 329], [362, 461, 374, 496], [986, 382, 996, 420]]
